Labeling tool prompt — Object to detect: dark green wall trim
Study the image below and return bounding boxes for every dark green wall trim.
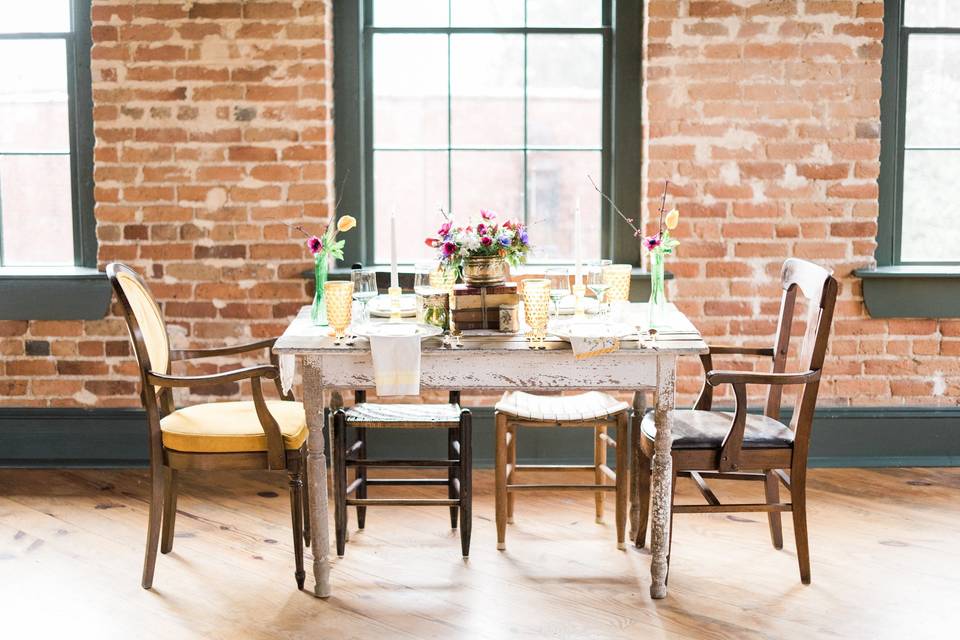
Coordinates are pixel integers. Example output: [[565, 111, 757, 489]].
[[855, 266, 960, 318], [2, 405, 958, 469], [0, 268, 111, 320], [876, 0, 901, 267]]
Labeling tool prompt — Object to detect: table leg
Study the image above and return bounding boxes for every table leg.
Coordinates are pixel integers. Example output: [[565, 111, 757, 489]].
[[629, 390, 646, 539], [649, 356, 676, 599], [302, 357, 331, 598]]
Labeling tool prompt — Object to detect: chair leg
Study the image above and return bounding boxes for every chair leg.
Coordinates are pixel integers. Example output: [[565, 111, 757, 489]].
[[356, 427, 367, 530], [634, 450, 651, 548], [141, 465, 164, 589], [288, 464, 306, 590], [506, 424, 516, 524], [495, 412, 508, 550], [594, 425, 607, 524], [791, 467, 811, 584], [301, 455, 311, 547], [160, 467, 178, 554], [448, 425, 459, 529], [614, 415, 629, 550], [333, 411, 347, 558], [459, 411, 473, 558], [764, 469, 784, 550]]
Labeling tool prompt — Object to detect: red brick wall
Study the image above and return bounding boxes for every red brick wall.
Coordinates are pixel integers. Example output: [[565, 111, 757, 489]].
[[645, 0, 956, 407], [1, 0, 956, 410], [0, 0, 333, 407]]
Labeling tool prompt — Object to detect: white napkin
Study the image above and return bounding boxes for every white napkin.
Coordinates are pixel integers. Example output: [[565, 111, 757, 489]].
[[369, 333, 421, 396], [279, 353, 296, 395], [569, 335, 621, 360]]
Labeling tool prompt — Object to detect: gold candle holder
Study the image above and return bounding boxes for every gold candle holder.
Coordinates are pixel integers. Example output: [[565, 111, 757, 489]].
[[324, 281, 354, 343], [572, 283, 587, 317], [388, 285, 403, 322], [522, 278, 551, 349]]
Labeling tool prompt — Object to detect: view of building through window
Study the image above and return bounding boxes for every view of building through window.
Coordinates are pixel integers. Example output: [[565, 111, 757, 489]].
[[370, 1, 606, 264], [0, 1, 76, 266]]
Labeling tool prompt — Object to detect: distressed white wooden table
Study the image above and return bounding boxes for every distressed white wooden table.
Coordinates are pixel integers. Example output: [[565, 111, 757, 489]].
[[274, 303, 706, 599]]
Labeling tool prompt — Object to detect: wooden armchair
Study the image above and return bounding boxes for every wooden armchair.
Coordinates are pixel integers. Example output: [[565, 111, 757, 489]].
[[107, 263, 309, 590], [635, 258, 838, 585]]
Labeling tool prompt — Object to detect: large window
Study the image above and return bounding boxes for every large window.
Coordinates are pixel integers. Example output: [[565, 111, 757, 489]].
[[0, 0, 94, 268], [335, 1, 641, 267], [880, 0, 960, 265]]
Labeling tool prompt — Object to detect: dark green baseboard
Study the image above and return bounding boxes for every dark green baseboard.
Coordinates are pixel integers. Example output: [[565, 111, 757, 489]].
[[1, 405, 958, 469]]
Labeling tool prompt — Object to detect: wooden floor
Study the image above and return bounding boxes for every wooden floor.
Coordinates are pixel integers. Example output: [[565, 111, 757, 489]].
[[1, 467, 958, 639]]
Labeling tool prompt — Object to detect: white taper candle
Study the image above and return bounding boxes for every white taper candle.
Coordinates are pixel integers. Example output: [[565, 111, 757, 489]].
[[390, 212, 399, 289], [574, 198, 582, 285]]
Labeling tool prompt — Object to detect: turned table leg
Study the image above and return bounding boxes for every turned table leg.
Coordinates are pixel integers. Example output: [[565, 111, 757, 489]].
[[649, 356, 676, 599], [302, 357, 332, 598], [629, 390, 646, 539]]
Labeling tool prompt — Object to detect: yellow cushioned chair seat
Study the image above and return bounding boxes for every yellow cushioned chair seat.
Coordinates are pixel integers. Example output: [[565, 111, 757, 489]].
[[160, 400, 307, 453]]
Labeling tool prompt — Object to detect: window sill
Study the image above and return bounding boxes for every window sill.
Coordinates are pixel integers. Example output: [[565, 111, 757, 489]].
[[0, 267, 111, 320], [855, 265, 960, 318]]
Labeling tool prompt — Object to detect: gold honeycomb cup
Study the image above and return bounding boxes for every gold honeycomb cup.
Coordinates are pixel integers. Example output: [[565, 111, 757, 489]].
[[428, 265, 458, 292], [602, 263, 632, 304], [522, 278, 551, 349], [324, 281, 354, 343]]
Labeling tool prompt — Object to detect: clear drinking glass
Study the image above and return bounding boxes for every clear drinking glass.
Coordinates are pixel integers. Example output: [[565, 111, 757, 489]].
[[522, 278, 551, 349], [545, 267, 571, 319], [351, 268, 378, 324], [586, 261, 612, 317], [324, 281, 354, 343]]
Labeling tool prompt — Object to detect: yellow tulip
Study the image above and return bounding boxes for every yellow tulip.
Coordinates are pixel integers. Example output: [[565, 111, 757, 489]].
[[664, 208, 680, 230], [337, 215, 357, 233]]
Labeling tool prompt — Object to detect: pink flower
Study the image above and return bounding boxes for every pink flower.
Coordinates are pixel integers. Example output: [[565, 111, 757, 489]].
[[480, 209, 497, 221], [438, 221, 452, 237], [307, 235, 323, 254], [501, 219, 513, 229], [480, 236, 493, 247], [643, 234, 662, 251], [442, 241, 457, 257], [477, 223, 487, 235]]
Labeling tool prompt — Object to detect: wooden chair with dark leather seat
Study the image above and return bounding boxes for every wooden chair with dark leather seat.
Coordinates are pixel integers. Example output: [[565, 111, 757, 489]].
[[634, 258, 838, 585], [107, 263, 309, 590]]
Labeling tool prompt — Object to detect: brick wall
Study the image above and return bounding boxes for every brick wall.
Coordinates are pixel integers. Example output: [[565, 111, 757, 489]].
[[0, 0, 334, 408], [0, 0, 957, 410]]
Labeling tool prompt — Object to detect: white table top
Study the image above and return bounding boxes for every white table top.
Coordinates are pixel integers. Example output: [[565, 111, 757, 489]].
[[274, 303, 707, 357]]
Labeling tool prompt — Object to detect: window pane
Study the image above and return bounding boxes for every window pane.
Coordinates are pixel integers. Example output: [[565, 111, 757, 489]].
[[0, 155, 74, 266], [451, 34, 523, 147], [451, 151, 523, 222], [373, 0, 448, 27], [373, 34, 448, 148], [901, 150, 960, 262], [527, 35, 603, 148], [904, 35, 960, 148], [451, 0, 523, 27], [527, 0, 602, 27], [904, 0, 960, 28], [0, 40, 70, 153], [0, 0, 71, 34], [374, 151, 448, 263], [527, 151, 601, 261]]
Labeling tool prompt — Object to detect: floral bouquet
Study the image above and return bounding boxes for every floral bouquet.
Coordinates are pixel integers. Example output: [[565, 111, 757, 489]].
[[424, 209, 531, 277], [293, 214, 357, 325]]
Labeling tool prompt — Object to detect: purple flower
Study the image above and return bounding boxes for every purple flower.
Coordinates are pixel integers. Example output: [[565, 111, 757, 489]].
[[519, 228, 529, 245], [498, 235, 511, 247], [481, 236, 493, 247], [307, 235, 323, 254], [643, 234, 662, 251], [442, 241, 457, 257]]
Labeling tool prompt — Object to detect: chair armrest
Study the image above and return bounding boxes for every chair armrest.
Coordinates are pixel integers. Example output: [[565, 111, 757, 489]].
[[705, 369, 820, 387], [146, 365, 279, 388], [169, 338, 277, 362], [706, 345, 775, 357]]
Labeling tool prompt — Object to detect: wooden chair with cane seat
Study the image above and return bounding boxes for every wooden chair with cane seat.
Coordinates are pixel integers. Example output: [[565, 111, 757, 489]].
[[494, 391, 631, 550], [107, 263, 310, 590], [634, 258, 838, 585]]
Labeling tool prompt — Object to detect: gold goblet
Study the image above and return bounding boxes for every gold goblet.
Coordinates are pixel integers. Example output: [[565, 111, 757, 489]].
[[603, 264, 632, 318], [324, 281, 354, 343], [522, 278, 551, 349]]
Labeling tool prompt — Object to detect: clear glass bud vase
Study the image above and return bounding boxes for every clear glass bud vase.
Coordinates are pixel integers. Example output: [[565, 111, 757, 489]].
[[311, 254, 329, 326], [647, 250, 666, 329]]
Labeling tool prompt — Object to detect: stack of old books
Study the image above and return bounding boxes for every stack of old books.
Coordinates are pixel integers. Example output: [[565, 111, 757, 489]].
[[449, 282, 519, 331]]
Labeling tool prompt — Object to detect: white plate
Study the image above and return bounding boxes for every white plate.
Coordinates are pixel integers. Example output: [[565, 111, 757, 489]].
[[367, 293, 418, 318], [353, 322, 443, 339], [550, 320, 637, 342]]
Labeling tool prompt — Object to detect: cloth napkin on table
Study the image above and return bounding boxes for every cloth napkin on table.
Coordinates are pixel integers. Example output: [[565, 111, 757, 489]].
[[569, 335, 621, 360], [369, 333, 421, 396], [279, 354, 296, 395]]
